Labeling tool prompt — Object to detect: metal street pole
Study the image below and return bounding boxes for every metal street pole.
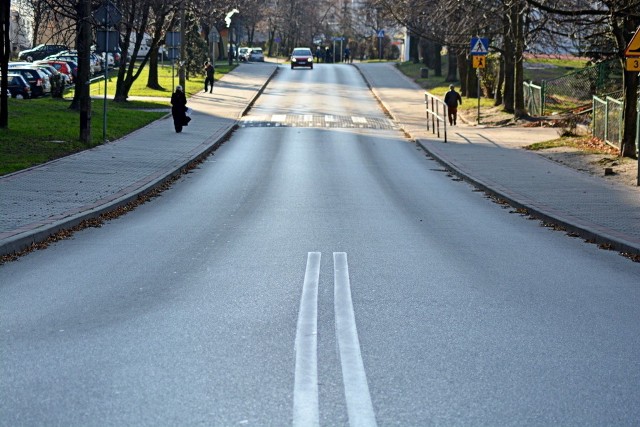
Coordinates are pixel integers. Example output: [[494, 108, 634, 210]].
[[102, 5, 108, 141], [179, 4, 186, 90]]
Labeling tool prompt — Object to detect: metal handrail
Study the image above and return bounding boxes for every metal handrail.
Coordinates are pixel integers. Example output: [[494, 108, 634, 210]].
[[424, 92, 447, 143]]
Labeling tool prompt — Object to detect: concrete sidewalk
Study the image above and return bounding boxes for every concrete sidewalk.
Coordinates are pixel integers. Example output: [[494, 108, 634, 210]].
[[356, 62, 640, 256], [0, 63, 278, 257]]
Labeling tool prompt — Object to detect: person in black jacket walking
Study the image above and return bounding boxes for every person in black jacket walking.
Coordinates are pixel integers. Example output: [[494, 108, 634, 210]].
[[444, 84, 462, 126], [204, 61, 214, 93], [171, 85, 188, 133]]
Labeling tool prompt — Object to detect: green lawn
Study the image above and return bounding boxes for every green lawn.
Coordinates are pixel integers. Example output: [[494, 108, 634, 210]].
[[396, 61, 495, 110], [0, 97, 167, 175], [89, 61, 235, 98]]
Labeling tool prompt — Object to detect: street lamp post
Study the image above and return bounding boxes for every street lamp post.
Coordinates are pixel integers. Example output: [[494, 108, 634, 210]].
[[225, 9, 239, 66]]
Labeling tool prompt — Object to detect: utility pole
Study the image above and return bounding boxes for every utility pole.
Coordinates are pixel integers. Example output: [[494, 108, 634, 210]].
[[226, 9, 239, 66], [179, 2, 186, 90]]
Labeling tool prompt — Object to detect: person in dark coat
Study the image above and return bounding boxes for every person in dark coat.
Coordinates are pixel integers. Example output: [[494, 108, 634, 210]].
[[444, 84, 462, 126], [203, 61, 214, 93], [171, 85, 188, 133]]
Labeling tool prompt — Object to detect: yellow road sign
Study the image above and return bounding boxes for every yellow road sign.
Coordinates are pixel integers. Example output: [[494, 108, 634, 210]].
[[473, 55, 486, 69], [626, 57, 640, 71], [625, 26, 640, 56]]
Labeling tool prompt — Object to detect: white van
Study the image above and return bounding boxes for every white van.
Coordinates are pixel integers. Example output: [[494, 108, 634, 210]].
[[128, 33, 152, 59]]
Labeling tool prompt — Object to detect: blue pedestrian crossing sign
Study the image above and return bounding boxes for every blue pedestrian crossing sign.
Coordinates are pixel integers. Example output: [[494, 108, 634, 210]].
[[470, 37, 489, 55]]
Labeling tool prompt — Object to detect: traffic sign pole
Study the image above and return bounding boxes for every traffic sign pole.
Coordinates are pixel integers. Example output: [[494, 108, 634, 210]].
[[470, 38, 489, 124], [623, 26, 640, 185]]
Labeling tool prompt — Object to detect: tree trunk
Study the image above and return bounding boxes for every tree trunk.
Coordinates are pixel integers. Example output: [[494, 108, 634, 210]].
[[621, 68, 639, 158], [421, 40, 431, 68], [513, 0, 526, 118], [503, 3, 515, 114], [467, 58, 478, 99], [457, 50, 467, 95], [446, 50, 457, 82], [494, 53, 505, 106], [434, 43, 442, 77], [409, 34, 419, 63], [77, 0, 92, 144], [147, 47, 161, 90], [1, 0, 9, 128]]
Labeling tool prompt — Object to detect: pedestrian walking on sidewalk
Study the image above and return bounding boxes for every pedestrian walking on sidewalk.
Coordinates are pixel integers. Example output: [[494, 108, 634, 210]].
[[171, 85, 189, 133], [444, 84, 462, 126], [204, 61, 214, 93]]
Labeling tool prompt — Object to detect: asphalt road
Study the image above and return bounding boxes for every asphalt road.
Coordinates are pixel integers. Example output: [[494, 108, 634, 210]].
[[1, 64, 639, 425]]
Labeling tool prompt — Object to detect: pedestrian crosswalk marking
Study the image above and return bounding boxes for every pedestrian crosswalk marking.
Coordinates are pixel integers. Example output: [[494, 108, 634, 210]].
[[240, 114, 397, 130]]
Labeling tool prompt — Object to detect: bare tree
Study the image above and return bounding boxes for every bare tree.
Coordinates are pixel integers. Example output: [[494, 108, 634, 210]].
[[1, 0, 10, 128]]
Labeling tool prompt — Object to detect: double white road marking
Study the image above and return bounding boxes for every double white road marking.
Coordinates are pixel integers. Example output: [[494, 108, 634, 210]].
[[293, 252, 377, 427]]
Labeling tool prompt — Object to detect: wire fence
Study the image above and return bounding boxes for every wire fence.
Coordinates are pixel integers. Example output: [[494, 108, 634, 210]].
[[592, 95, 623, 149], [525, 59, 623, 116], [523, 81, 543, 116]]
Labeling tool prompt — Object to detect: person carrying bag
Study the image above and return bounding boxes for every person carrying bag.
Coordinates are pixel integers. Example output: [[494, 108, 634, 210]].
[[171, 85, 190, 133]]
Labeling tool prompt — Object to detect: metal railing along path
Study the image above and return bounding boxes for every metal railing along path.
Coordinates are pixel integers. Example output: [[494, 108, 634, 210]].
[[425, 92, 448, 143]]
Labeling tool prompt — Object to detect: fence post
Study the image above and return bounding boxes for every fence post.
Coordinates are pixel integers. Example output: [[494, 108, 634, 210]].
[[443, 104, 447, 143], [435, 97, 440, 139], [425, 93, 430, 132], [541, 81, 546, 116], [636, 97, 640, 157], [592, 97, 595, 138], [431, 97, 436, 135], [604, 97, 609, 144]]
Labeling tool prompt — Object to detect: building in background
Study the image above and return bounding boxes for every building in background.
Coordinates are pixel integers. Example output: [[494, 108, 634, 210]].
[[9, 0, 34, 55]]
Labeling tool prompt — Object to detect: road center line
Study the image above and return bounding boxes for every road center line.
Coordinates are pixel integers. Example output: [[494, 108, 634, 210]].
[[333, 252, 378, 427], [293, 252, 321, 427]]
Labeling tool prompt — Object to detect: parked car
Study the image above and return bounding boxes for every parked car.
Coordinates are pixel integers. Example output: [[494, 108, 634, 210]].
[[48, 50, 102, 74], [3, 73, 32, 99], [290, 47, 314, 69], [7, 65, 51, 97], [36, 60, 74, 84], [238, 47, 250, 62], [248, 48, 265, 62], [32, 63, 67, 96], [18, 44, 67, 62]]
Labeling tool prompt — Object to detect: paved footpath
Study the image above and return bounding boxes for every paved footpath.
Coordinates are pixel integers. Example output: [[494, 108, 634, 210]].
[[0, 63, 278, 257], [2, 62, 639, 258], [356, 63, 640, 256]]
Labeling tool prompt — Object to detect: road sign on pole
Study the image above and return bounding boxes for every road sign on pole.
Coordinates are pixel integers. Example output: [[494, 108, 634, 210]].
[[470, 37, 489, 55], [624, 26, 640, 57], [472, 55, 486, 68]]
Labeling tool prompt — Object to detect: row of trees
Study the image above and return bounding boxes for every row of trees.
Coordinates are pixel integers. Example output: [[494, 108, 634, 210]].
[[2, 0, 368, 137], [3, 0, 638, 156], [367, 0, 640, 157]]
